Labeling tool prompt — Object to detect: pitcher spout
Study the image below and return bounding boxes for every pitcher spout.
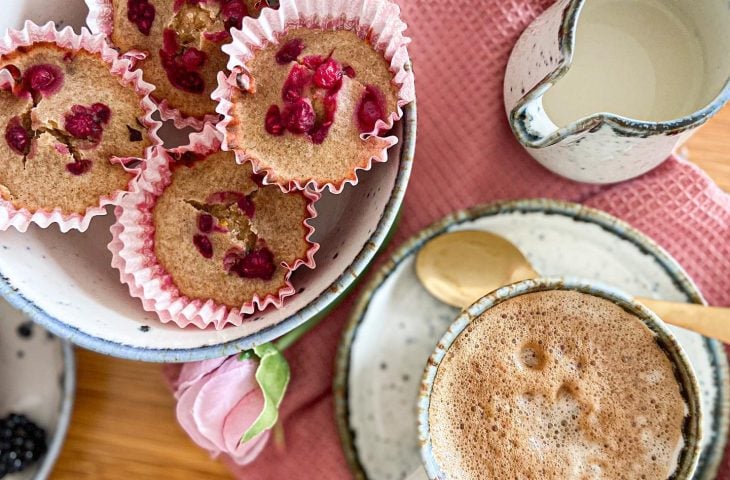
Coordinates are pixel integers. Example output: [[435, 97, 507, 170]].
[[509, 93, 568, 149]]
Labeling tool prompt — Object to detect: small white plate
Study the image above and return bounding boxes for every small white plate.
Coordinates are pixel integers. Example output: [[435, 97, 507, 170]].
[[0, 298, 75, 480], [335, 199, 729, 480]]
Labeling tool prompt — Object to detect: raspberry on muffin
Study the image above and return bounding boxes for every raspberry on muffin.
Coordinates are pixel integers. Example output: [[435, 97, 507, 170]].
[[106, 0, 278, 124], [0, 41, 156, 226], [110, 127, 318, 329], [221, 28, 401, 192]]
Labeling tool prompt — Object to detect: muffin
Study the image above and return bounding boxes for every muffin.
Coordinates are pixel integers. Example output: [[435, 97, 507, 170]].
[[223, 28, 398, 191], [110, 127, 318, 329], [214, 0, 415, 192], [102, 0, 277, 124], [0, 35, 158, 231]]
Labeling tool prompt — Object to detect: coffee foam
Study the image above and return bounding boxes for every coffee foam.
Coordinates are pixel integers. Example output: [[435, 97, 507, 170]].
[[428, 290, 688, 479]]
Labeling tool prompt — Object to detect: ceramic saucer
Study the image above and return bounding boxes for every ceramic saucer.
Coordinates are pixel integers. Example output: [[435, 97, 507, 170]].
[[0, 298, 75, 480], [334, 199, 729, 480]]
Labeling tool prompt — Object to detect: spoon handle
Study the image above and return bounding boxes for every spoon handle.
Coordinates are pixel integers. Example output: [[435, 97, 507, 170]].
[[638, 297, 730, 344]]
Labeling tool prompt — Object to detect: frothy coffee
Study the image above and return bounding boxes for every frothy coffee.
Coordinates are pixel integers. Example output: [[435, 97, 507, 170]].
[[428, 290, 688, 479]]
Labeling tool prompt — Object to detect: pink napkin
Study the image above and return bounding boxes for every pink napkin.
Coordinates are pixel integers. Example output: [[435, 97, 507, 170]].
[[212, 0, 730, 477]]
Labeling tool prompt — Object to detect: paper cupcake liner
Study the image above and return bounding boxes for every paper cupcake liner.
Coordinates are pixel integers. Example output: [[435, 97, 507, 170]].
[[108, 124, 320, 329], [213, 0, 415, 194], [85, 0, 223, 131], [0, 21, 162, 233]]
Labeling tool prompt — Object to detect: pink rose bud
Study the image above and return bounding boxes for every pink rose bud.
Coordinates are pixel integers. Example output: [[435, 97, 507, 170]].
[[165, 356, 270, 465]]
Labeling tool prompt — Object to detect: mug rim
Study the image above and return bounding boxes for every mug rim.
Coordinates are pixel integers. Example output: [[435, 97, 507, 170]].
[[508, 0, 730, 149], [417, 276, 703, 480]]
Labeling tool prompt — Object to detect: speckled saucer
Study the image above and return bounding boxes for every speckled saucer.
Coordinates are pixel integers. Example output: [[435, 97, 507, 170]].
[[0, 297, 75, 480], [334, 199, 730, 480]]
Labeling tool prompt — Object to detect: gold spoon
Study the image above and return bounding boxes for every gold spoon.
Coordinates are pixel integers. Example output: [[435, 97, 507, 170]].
[[415, 230, 730, 343]]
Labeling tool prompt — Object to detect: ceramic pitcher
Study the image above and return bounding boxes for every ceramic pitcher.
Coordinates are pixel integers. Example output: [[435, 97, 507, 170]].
[[504, 0, 730, 184]]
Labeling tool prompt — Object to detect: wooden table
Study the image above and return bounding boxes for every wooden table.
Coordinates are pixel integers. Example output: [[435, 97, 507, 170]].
[[50, 108, 730, 479]]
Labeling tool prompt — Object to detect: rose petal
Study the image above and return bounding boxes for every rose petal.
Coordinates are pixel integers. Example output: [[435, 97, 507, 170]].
[[173, 357, 228, 398], [176, 375, 220, 453], [222, 389, 270, 465], [193, 359, 259, 451]]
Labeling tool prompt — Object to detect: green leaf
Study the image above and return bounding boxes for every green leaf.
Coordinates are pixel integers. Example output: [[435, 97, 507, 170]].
[[238, 350, 255, 361], [240, 343, 291, 443]]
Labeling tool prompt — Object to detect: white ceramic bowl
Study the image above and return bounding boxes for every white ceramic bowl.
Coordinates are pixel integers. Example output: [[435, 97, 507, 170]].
[[0, 0, 417, 362], [0, 297, 75, 480]]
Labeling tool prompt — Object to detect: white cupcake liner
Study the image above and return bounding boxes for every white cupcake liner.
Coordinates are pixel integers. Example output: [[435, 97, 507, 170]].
[[0, 21, 162, 233], [108, 124, 320, 329], [212, 0, 415, 194], [85, 0, 224, 131]]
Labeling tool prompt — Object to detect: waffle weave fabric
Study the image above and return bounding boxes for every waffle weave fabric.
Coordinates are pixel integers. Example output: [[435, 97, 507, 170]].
[[203, 0, 730, 477]]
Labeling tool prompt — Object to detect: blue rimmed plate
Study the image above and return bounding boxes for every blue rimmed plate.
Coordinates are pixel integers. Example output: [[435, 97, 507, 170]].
[[335, 199, 729, 480]]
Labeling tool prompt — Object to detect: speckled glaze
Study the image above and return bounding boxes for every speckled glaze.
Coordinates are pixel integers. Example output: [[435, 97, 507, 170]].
[[504, 0, 730, 184], [418, 278, 703, 480], [0, 297, 75, 480], [0, 100, 416, 362], [334, 199, 729, 480]]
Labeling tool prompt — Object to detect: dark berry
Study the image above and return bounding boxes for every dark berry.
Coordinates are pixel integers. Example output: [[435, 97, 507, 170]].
[[198, 213, 214, 233], [281, 64, 311, 103], [23, 64, 64, 96], [204, 30, 231, 43], [66, 160, 93, 176], [275, 38, 305, 65], [222, 0, 248, 31], [343, 65, 356, 78], [64, 103, 111, 141], [193, 234, 213, 259], [282, 99, 315, 134], [237, 195, 256, 218], [0, 413, 47, 478], [162, 28, 178, 56], [159, 30, 207, 94], [223, 247, 276, 280], [264, 105, 284, 136], [357, 85, 387, 133], [4, 118, 31, 156], [313, 58, 343, 89], [181, 48, 206, 71], [301, 55, 324, 70], [308, 121, 332, 145], [127, 0, 156, 36]]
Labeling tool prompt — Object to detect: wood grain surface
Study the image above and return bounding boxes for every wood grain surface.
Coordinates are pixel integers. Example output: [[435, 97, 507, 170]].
[[50, 107, 730, 479]]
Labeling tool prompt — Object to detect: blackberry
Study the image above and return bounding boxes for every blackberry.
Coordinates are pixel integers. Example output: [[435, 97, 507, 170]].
[[0, 413, 48, 478]]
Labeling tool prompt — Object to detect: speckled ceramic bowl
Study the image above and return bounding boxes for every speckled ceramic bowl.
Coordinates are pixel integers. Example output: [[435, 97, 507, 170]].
[[0, 2, 417, 362], [335, 199, 728, 480], [0, 297, 75, 480], [417, 277, 703, 480]]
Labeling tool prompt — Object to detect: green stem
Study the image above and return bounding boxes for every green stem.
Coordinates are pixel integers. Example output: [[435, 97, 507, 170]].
[[274, 315, 322, 352]]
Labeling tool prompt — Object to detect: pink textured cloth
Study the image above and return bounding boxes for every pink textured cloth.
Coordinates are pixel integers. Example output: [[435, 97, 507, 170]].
[[219, 0, 730, 477]]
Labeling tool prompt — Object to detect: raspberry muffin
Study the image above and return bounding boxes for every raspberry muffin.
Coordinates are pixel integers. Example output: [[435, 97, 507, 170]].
[[110, 128, 318, 329], [0, 40, 156, 230], [222, 27, 400, 192], [103, 0, 277, 124]]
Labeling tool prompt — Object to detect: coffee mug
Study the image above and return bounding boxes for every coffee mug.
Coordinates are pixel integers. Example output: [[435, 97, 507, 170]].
[[417, 277, 702, 479]]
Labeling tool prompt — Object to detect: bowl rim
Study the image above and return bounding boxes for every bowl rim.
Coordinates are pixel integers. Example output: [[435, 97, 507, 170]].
[[417, 277, 703, 480], [0, 96, 417, 363], [34, 340, 75, 480]]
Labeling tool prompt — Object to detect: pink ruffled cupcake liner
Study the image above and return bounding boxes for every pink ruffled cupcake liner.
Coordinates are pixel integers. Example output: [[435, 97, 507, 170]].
[[85, 0, 223, 131], [108, 124, 320, 329], [213, 0, 415, 194], [0, 21, 162, 233]]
